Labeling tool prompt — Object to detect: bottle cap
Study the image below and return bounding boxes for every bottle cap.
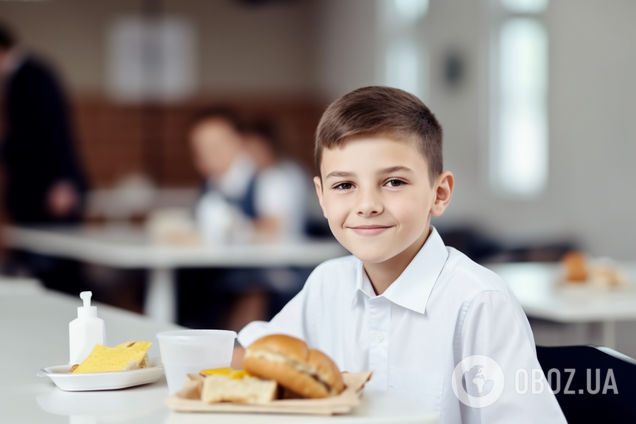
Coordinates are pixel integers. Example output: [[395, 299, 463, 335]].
[[78, 291, 97, 318]]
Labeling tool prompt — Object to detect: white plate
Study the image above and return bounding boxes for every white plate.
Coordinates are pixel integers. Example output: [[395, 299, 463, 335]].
[[37, 357, 164, 391]]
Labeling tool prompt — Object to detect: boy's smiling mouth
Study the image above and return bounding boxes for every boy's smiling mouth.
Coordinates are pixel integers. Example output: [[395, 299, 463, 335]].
[[347, 225, 393, 236]]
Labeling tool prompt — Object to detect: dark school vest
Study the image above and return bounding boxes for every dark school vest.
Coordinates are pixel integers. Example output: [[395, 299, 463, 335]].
[[199, 174, 259, 219]]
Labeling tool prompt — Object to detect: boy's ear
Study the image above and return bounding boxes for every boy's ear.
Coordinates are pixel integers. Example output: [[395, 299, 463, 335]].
[[430, 171, 454, 217], [313, 176, 328, 218]]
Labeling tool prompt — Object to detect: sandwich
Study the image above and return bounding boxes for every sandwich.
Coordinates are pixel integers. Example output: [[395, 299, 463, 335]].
[[242, 334, 345, 399]]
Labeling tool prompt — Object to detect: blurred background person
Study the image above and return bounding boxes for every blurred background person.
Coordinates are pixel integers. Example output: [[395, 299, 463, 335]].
[[244, 119, 308, 241], [0, 22, 87, 225], [0, 22, 88, 293], [190, 108, 257, 243], [181, 108, 309, 331]]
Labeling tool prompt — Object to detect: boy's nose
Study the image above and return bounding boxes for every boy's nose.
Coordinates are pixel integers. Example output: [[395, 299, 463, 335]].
[[356, 188, 383, 217]]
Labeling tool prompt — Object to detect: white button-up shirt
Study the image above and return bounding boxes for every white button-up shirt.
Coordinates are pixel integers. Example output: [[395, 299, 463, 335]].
[[238, 228, 566, 424]]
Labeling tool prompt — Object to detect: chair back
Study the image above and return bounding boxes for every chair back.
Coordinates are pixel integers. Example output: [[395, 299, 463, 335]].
[[536, 345, 636, 423]]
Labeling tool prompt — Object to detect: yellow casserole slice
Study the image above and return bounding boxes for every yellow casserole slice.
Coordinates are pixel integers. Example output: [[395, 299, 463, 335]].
[[72, 340, 152, 374]]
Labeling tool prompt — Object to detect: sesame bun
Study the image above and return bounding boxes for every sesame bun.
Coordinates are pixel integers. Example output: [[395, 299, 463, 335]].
[[242, 334, 345, 398]]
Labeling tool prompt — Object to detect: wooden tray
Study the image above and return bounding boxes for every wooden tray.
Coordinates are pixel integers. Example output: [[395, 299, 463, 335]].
[[165, 371, 373, 416]]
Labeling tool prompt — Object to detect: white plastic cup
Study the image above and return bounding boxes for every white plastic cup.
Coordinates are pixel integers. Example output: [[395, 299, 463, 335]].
[[157, 329, 237, 393]]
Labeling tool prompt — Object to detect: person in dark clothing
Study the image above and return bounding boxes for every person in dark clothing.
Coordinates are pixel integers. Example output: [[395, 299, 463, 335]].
[[0, 22, 88, 293], [0, 23, 87, 225]]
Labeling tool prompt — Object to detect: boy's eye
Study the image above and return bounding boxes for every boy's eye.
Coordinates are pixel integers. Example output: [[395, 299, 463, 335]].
[[333, 182, 354, 191], [385, 179, 405, 188]]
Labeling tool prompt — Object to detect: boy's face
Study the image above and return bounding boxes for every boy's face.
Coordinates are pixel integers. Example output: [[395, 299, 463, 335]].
[[314, 136, 453, 264], [190, 119, 243, 178]]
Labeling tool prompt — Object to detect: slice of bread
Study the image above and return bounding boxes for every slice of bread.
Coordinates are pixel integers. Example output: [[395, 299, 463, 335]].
[[201, 375, 277, 404]]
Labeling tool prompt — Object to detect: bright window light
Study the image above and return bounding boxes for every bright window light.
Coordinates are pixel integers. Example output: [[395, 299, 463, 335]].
[[385, 38, 427, 101], [500, 0, 548, 14], [378, 0, 429, 101], [394, 0, 429, 22], [494, 18, 548, 196]]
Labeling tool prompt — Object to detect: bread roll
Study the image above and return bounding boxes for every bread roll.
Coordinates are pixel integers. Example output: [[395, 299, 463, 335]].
[[243, 334, 345, 399], [562, 251, 588, 282]]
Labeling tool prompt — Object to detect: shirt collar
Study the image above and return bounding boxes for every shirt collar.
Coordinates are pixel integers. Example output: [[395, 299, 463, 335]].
[[351, 226, 449, 315]]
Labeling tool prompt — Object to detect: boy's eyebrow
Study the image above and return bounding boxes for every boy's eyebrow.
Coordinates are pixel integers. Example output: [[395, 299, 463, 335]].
[[324, 166, 414, 180], [324, 171, 354, 179], [377, 165, 414, 175]]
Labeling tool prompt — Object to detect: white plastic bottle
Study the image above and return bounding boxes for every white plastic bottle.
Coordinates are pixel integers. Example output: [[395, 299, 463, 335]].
[[69, 291, 106, 364]]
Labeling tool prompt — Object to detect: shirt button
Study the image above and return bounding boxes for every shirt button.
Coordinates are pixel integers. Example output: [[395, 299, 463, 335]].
[[376, 333, 385, 343]]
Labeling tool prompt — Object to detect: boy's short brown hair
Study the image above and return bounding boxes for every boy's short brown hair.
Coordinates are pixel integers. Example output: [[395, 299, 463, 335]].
[[315, 86, 443, 184]]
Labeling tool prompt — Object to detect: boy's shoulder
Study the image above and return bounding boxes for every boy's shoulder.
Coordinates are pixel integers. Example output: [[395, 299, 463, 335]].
[[440, 247, 514, 302]]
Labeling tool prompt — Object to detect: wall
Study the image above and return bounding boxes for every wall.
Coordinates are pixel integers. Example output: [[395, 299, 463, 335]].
[[316, 0, 377, 101], [0, 0, 319, 95], [163, 0, 318, 95]]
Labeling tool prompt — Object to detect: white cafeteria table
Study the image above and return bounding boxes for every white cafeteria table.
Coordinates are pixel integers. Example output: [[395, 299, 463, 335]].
[[0, 282, 439, 424], [486, 262, 636, 350], [2, 225, 348, 324]]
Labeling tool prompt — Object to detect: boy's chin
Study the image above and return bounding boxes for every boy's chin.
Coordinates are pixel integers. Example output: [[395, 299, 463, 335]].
[[347, 245, 400, 264]]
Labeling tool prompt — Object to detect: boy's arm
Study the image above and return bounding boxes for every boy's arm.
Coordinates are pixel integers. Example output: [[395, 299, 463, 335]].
[[457, 291, 566, 424]]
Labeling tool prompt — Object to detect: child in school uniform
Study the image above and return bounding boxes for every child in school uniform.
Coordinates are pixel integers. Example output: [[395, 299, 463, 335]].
[[232, 86, 566, 423], [185, 109, 308, 330]]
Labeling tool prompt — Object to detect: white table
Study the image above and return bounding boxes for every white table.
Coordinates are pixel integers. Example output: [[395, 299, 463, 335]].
[[0, 288, 439, 424], [486, 262, 636, 349], [3, 225, 348, 323]]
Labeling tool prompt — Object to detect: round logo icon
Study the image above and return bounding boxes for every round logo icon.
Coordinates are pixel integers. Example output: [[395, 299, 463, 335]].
[[451, 355, 505, 408]]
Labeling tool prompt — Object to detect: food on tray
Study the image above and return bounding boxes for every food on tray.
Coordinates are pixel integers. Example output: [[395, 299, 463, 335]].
[[199, 367, 276, 404], [166, 371, 374, 415], [562, 250, 588, 282], [71, 340, 152, 374], [201, 373, 278, 404], [200, 367, 252, 379], [194, 336, 345, 405], [243, 334, 345, 399]]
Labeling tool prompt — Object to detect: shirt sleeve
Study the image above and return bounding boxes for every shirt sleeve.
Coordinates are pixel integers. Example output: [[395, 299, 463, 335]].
[[237, 269, 318, 348], [456, 290, 567, 424]]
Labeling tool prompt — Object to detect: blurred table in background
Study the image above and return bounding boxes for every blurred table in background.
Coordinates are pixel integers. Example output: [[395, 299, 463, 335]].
[[487, 262, 636, 351], [3, 225, 347, 324], [0, 275, 44, 296]]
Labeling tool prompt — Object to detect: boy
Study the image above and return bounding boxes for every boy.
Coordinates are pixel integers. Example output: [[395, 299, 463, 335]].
[[233, 87, 566, 423]]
